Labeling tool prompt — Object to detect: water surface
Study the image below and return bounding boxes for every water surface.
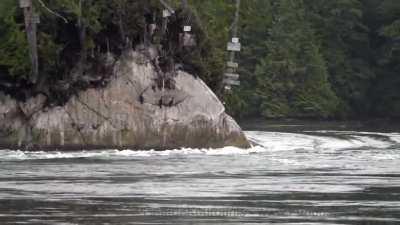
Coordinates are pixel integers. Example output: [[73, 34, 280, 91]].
[[0, 129, 400, 224]]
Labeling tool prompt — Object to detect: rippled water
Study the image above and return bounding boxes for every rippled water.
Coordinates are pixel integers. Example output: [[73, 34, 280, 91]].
[[1, 129, 400, 224]]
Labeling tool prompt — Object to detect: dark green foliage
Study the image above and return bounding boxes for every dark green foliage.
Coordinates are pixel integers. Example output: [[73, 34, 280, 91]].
[[0, 0, 399, 119], [254, 0, 338, 118], [0, 0, 223, 103], [369, 0, 400, 117], [0, 0, 30, 78], [305, 0, 374, 117], [226, 0, 400, 119]]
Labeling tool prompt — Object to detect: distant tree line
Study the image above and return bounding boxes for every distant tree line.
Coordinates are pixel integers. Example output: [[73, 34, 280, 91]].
[[220, 0, 400, 119]]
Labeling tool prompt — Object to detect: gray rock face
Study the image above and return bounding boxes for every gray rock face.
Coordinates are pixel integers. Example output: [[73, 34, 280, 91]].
[[0, 50, 250, 150]]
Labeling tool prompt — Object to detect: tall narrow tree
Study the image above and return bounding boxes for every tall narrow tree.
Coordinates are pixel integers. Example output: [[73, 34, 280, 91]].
[[20, 0, 39, 83]]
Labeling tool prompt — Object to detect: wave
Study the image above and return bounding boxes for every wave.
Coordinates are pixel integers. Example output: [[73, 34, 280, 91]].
[[0, 131, 398, 161], [245, 131, 400, 151], [0, 146, 266, 161]]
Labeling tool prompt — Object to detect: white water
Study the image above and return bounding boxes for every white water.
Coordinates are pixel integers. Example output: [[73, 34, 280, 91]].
[[1, 131, 399, 161]]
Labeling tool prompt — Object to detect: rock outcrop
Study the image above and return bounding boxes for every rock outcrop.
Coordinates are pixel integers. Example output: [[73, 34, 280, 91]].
[[0, 50, 250, 150]]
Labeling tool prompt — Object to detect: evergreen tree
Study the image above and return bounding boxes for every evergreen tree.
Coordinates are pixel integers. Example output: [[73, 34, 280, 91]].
[[370, 0, 400, 117], [225, 0, 273, 118], [305, 0, 373, 117], [0, 0, 30, 78], [254, 0, 338, 118]]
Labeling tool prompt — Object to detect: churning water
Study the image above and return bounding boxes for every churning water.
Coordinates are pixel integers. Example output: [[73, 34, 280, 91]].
[[0, 129, 400, 224]]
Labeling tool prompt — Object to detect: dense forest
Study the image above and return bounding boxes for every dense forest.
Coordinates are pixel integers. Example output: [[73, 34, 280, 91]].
[[224, 0, 400, 119], [0, 0, 399, 120]]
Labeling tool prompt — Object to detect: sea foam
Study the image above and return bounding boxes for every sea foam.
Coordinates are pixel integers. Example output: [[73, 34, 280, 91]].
[[0, 131, 398, 161]]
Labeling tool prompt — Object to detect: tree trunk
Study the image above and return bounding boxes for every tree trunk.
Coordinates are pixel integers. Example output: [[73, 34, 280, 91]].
[[181, 0, 188, 9], [22, 0, 39, 84], [230, 0, 241, 62], [77, 0, 87, 78], [118, 1, 126, 45]]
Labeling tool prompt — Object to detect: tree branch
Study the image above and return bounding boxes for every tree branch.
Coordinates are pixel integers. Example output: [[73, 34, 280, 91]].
[[37, 0, 68, 23]]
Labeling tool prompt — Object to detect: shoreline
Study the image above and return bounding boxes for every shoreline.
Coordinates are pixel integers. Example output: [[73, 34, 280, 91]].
[[239, 118, 400, 133]]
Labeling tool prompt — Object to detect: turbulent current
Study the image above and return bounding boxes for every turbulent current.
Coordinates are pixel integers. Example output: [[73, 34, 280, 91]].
[[1, 129, 400, 224]]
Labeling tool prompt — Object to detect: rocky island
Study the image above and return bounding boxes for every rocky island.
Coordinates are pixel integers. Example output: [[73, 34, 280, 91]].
[[0, 0, 250, 150], [0, 49, 249, 150]]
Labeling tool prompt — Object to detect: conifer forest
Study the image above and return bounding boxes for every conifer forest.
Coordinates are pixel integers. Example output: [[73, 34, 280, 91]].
[[1, 0, 399, 120]]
